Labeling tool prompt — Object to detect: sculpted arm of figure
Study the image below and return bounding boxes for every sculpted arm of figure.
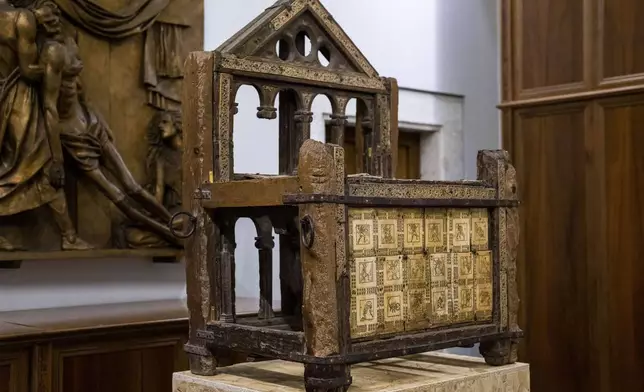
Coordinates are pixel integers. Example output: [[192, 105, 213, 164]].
[[15, 10, 43, 81], [76, 78, 116, 141], [40, 42, 66, 187], [154, 159, 165, 204]]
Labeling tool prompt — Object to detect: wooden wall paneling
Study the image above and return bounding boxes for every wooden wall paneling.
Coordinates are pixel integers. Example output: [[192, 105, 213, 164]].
[[596, 95, 644, 391], [500, 0, 513, 102], [512, 103, 597, 392], [584, 100, 610, 392], [0, 364, 8, 392], [52, 336, 186, 392], [503, 0, 644, 391], [0, 363, 8, 392], [512, 0, 591, 100], [0, 301, 189, 391], [0, 351, 28, 392], [597, 0, 644, 88], [501, 110, 514, 160], [33, 344, 54, 392]]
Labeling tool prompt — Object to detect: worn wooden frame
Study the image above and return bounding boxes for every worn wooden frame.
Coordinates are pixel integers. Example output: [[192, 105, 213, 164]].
[[182, 1, 521, 391]]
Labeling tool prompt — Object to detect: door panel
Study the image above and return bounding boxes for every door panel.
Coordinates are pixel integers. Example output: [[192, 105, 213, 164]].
[[328, 126, 420, 179]]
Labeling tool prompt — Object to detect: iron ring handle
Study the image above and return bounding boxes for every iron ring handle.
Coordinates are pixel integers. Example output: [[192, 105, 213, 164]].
[[169, 211, 197, 239], [300, 215, 315, 249]]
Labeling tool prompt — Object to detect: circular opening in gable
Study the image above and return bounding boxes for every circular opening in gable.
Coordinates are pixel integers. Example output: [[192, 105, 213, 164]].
[[295, 31, 312, 57], [275, 39, 290, 60], [317, 46, 330, 67]]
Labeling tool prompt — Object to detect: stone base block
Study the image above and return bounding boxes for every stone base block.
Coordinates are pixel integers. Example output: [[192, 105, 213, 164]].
[[173, 352, 530, 391]]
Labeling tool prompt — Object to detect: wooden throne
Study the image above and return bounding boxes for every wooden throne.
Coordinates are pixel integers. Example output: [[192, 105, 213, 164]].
[[180, 1, 522, 391]]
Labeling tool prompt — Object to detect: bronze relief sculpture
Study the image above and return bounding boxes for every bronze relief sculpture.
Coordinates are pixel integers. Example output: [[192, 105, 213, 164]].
[[0, 0, 90, 251], [118, 109, 183, 249], [0, 0, 201, 262], [181, 1, 522, 390]]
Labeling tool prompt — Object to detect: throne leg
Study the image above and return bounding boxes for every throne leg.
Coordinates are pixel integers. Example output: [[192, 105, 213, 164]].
[[479, 338, 519, 366], [186, 346, 250, 376], [187, 352, 217, 376], [304, 364, 352, 392]]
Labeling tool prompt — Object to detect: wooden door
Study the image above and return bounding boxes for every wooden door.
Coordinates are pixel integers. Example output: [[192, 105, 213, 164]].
[[329, 126, 420, 179], [501, 1, 644, 391]]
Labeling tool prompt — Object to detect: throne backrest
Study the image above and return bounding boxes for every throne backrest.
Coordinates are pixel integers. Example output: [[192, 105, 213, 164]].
[[207, 0, 399, 182]]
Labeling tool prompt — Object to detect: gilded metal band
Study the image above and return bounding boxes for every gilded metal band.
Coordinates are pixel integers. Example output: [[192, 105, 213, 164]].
[[283, 194, 520, 208], [219, 54, 387, 93], [348, 183, 497, 200]]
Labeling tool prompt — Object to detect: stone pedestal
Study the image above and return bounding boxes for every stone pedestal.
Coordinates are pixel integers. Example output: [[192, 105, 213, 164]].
[[173, 352, 530, 392]]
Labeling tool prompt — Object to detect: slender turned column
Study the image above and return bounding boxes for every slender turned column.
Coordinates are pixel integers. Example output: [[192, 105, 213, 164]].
[[219, 99, 239, 324], [292, 110, 313, 171], [219, 218, 236, 323], [278, 219, 302, 317], [361, 113, 374, 174], [254, 217, 275, 319], [329, 113, 348, 146]]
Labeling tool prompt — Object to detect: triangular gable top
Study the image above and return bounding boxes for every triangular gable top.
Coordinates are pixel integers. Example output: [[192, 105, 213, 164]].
[[216, 0, 380, 79]]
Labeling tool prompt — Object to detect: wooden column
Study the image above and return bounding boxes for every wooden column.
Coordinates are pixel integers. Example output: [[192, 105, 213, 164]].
[[213, 70, 237, 324], [217, 217, 236, 324], [501, 1, 644, 391], [252, 216, 275, 320], [477, 150, 520, 366], [297, 139, 351, 391], [293, 110, 314, 166], [356, 100, 373, 175], [182, 52, 217, 375], [329, 113, 348, 146]]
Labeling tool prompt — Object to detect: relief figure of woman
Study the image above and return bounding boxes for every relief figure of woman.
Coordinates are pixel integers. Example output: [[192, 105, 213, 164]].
[[121, 110, 182, 248]]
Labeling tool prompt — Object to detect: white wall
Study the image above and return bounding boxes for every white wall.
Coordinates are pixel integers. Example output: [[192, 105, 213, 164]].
[[431, 0, 501, 178], [0, 0, 500, 328], [0, 259, 184, 312]]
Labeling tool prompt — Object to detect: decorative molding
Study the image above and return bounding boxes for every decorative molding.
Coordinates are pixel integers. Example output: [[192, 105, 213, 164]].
[[218, 54, 386, 92]]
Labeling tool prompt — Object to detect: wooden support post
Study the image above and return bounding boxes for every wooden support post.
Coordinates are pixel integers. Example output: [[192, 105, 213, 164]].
[[386, 77, 399, 179], [373, 78, 398, 178], [211, 68, 237, 324], [329, 114, 348, 146], [182, 51, 217, 376], [294, 110, 314, 168], [476, 150, 520, 366], [297, 139, 351, 391]]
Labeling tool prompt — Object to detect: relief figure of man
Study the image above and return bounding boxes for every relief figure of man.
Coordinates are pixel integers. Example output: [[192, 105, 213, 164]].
[[0, 0, 91, 250], [36, 4, 181, 245]]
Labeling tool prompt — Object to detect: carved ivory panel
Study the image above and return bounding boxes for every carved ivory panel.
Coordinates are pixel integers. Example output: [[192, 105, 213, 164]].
[[348, 207, 493, 338]]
